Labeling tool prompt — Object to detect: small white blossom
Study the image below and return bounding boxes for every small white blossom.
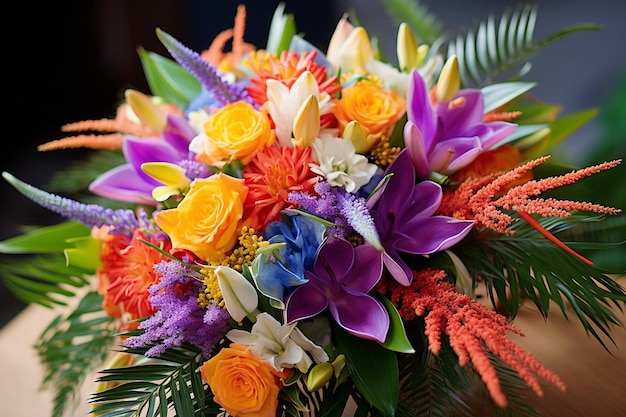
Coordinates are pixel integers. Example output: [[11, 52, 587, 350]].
[[226, 312, 329, 373], [310, 136, 378, 193]]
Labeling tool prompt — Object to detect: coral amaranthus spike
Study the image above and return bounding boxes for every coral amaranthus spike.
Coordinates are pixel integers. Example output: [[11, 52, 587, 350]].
[[378, 269, 567, 407], [439, 156, 622, 234]]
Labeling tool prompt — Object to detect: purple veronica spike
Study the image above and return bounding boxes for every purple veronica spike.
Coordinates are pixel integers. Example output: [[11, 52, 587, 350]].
[[156, 28, 252, 107], [3, 172, 143, 238], [284, 237, 388, 343], [367, 149, 475, 286], [124, 259, 231, 357], [404, 69, 517, 178]]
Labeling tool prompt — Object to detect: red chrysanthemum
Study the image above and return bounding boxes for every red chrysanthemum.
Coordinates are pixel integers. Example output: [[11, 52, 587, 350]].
[[242, 145, 318, 232], [98, 229, 171, 320]]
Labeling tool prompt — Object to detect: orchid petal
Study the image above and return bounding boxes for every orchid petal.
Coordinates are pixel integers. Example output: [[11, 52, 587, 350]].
[[330, 288, 389, 343], [429, 136, 482, 174], [403, 121, 430, 178], [407, 70, 437, 148], [396, 216, 475, 254], [88, 164, 157, 205]]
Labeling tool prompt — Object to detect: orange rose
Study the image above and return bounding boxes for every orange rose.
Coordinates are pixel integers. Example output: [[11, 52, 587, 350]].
[[200, 343, 289, 417], [154, 173, 248, 260], [193, 100, 275, 168], [332, 81, 406, 152]]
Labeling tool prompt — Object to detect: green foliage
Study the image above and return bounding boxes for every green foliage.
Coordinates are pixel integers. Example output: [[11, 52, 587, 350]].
[[36, 291, 117, 417], [444, 4, 603, 88], [266, 2, 298, 55], [380, 0, 444, 44], [334, 326, 399, 417], [138, 47, 201, 108], [90, 344, 214, 417], [0, 221, 95, 307], [457, 215, 626, 351]]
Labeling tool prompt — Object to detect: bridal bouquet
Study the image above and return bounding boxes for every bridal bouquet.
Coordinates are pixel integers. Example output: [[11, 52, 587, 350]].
[[2, 2, 624, 417]]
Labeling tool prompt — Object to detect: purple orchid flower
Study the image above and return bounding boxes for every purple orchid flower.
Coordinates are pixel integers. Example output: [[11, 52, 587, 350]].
[[89, 113, 206, 205], [367, 149, 475, 286], [284, 237, 388, 343], [404, 69, 516, 178]]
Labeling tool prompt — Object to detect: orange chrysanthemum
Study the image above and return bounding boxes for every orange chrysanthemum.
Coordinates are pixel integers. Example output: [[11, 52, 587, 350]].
[[244, 49, 341, 107], [242, 145, 318, 232], [97, 229, 171, 320]]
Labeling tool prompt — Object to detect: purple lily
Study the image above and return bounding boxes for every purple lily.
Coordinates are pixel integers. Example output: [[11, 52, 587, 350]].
[[89, 113, 207, 205], [404, 69, 516, 178], [284, 237, 388, 343], [367, 149, 475, 286]]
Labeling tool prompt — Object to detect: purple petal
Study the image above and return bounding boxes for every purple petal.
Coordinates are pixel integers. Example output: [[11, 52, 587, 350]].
[[342, 243, 383, 292], [429, 136, 482, 173], [382, 251, 412, 286], [397, 180, 443, 223], [284, 284, 329, 324], [89, 165, 157, 205], [329, 288, 389, 343], [469, 121, 518, 150], [375, 150, 416, 215], [395, 216, 475, 254], [436, 89, 484, 135], [404, 122, 431, 179], [407, 70, 437, 149], [162, 113, 196, 154], [124, 136, 182, 183], [313, 238, 354, 280]]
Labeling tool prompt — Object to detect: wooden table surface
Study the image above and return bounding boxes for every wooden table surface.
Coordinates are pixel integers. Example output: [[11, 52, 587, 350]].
[[1, 278, 625, 417]]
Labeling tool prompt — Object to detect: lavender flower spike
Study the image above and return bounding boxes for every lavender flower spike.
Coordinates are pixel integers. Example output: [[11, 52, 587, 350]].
[[156, 28, 251, 107], [3, 172, 141, 238]]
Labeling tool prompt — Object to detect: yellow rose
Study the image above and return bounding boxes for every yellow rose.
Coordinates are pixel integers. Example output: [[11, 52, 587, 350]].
[[154, 173, 247, 260], [193, 100, 275, 168], [332, 82, 406, 152], [200, 343, 289, 417]]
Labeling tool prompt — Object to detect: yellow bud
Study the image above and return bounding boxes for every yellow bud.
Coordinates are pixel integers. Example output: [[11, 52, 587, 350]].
[[397, 22, 419, 71], [416, 44, 430, 68], [292, 94, 320, 148], [125, 89, 166, 132], [342, 120, 368, 154], [141, 162, 191, 202], [331, 354, 346, 379], [436, 55, 460, 103], [306, 362, 334, 392]]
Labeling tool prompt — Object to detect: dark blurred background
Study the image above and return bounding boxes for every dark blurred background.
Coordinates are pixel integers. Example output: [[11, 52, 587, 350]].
[[2, 0, 625, 326]]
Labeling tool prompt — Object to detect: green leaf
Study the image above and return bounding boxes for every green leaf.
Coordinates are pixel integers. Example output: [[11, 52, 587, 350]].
[[0, 220, 90, 254], [380, 0, 444, 44], [481, 81, 536, 113], [521, 108, 599, 160], [379, 296, 415, 353], [334, 326, 398, 417], [138, 47, 201, 108], [266, 2, 297, 55]]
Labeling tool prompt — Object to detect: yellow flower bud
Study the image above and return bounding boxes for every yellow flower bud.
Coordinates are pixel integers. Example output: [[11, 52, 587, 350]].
[[332, 354, 346, 379], [416, 44, 430, 68], [292, 94, 320, 148], [124, 89, 166, 132], [436, 55, 460, 103], [397, 22, 419, 71], [342, 120, 368, 153], [141, 162, 191, 202], [306, 362, 334, 392]]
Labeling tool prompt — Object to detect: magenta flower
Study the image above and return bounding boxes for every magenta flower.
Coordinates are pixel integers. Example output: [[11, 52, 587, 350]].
[[89, 113, 205, 205], [284, 237, 388, 343], [404, 69, 516, 178], [367, 149, 475, 286]]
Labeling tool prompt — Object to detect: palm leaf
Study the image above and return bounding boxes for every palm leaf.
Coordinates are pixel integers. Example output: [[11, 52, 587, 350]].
[[90, 343, 214, 417], [36, 291, 117, 417], [446, 4, 603, 87], [379, 0, 444, 44], [456, 216, 626, 351]]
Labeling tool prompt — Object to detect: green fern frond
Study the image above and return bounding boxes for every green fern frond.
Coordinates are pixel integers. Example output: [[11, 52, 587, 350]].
[[379, 0, 444, 44], [457, 219, 626, 351], [36, 291, 117, 417], [446, 4, 603, 87], [0, 254, 92, 308], [90, 344, 213, 417], [47, 150, 126, 195]]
